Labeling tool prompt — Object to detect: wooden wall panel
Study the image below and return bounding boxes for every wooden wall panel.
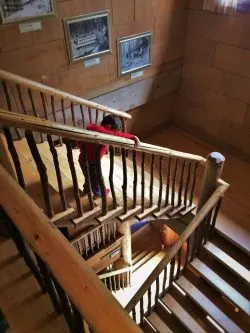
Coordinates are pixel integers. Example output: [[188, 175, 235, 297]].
[[0, 0, 188, 128], [174, 2, 250, 157]]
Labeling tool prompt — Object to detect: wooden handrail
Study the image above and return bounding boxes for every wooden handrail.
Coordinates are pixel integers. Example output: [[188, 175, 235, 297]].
[[0, 164, 142, 333], [0, 110, 206, 163], [125, 182, 229, 313], [98, 266, 131, 280], [0, 69, 131, 119]]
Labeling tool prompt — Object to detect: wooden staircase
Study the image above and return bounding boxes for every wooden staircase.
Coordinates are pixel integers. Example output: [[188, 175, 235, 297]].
[[1, 70, 243, 333], [142, 230, 250, 333]]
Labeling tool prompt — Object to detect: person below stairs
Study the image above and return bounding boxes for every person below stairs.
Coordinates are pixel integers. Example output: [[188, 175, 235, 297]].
[[78, 115, 140, 198]]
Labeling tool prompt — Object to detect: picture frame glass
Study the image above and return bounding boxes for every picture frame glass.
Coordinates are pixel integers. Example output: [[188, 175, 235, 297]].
[[0, 0, 55, 23], [65, 12, 111, 64], [118, 32, 152, 76]]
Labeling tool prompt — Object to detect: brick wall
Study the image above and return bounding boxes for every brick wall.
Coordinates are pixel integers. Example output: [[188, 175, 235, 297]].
[[174, 1, 250, 157]]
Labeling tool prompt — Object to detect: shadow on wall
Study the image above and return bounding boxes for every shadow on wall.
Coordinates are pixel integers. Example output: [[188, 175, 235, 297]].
[[126, 0, 187, 138]]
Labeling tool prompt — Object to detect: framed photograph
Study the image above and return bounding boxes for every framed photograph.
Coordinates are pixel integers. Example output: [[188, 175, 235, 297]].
[[0, 0, 56, 24], [64, 10, 111, 64], [117, 31, 153, 77]]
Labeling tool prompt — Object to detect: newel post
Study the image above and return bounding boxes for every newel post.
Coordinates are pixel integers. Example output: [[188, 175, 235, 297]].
[[192, 152, 225, 258]]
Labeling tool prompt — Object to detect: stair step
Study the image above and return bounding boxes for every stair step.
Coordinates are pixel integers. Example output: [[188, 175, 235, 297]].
[[132, 250, 140, 260], [147, 312, 173, 333], [132, 251, 156, 272], [142, 318, 158, 333], [161, 294, 206, 333], [204, 241, 250, 286], [176, 276, 244, 333], [190, 258, 250, 315]]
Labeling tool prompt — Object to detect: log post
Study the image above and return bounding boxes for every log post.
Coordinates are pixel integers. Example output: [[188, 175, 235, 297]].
[[192, 152, 225, 257]]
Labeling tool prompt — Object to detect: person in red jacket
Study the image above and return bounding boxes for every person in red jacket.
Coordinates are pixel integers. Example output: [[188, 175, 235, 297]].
[[78, 115, 140, 198]]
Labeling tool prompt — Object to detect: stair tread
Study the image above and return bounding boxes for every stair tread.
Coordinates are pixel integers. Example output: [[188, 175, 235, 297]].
[[204, 241, 250, 285], [132, 250, 148, 264], [191, 258, 250, 315], [177, 276, 244, 333], [147, 311, 173, 333], [162, 294, 206, 333]]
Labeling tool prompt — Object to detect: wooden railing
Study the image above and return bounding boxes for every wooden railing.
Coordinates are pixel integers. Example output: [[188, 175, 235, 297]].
[[125, 154, 229, 325], [0, 69, 131, 139], [99, 266, 132, 292], [0, 164, 142, 333], [0, 110, 205, 230]]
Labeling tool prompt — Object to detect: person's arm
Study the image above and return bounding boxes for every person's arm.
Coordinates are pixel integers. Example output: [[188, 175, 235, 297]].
[[88, 124, 140, 146]]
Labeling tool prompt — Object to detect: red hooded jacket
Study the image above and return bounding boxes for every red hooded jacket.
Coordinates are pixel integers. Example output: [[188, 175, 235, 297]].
[[78, 123, 136, 164]]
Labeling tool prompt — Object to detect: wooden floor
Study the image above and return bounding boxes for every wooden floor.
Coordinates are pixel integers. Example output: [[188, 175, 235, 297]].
[[146, 126, 250, 254], [0, 237, 70, 333]]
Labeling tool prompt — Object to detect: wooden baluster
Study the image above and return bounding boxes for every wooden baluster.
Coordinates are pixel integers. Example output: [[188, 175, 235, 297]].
[[71, 302, 85, 333], [2, 208, 46, 292], [184, 238, 190, 269], [139, 298, 144, 326], [95, 109, 99, 124], [113, 275, 117, 292], [47, 135, 67, 211], [95, 145, 108, 216], [132, 307, 136, 322], [36, 256, 62, 314], [101, 225, 106, 246], [16, 84, 27, 114], [80, 105, 86, 129], [25, 130, 54, 217], [109, 146, 117, 210], [70, 102, 76, 127], [171, 159, 178, 207], [40, 92, 48, 120], [132, 151, 137, 209], [2, 80, 21, 139], [81, 145, 95, 210], [53, 278, 84, 333], [208, 198, 222, 238], [28, 88, 43, 142], [149, 154, 155, 207], [88, 107, 93, 123], [176, 248, 182, 279], [141, 152, 145, 213], [65, 140, 83, 217], [184, 161, 191, 207], [50, 96, 57, 121], [50, 96, 63, 146], [113, 222, 117, 238], [169, 257, 175, 286], [107, 224, 111, 242], [3, 127, 25, 189], [118, 273, 121, 290], [83, 237, 88, 257], [162, 265, 168, 295], [157, 156, 163, 210], [178, 160, 186, 207], [189, 161, 198, 206], [89, 233, 94, 253], [121, 272, 125, 290], [147, 286, 152, 315], [194, 153, 224, 257], [61, 99, 66, 124], [122, 148, 128, 214], [165, 157, 171, 206], [155, 276, 160, 305]]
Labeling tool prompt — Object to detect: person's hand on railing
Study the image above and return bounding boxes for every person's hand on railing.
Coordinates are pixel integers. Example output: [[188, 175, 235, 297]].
[[133, 136, 140, 148]]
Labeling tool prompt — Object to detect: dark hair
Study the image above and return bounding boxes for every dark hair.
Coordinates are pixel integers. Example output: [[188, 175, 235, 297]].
[[101, 115, 121, 130]]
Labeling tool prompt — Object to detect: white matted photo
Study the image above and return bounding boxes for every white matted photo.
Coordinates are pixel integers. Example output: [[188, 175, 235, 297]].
[[64, 11, 111, 64], [117, 31, 153, 77], [0, 0, 56, 24]]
